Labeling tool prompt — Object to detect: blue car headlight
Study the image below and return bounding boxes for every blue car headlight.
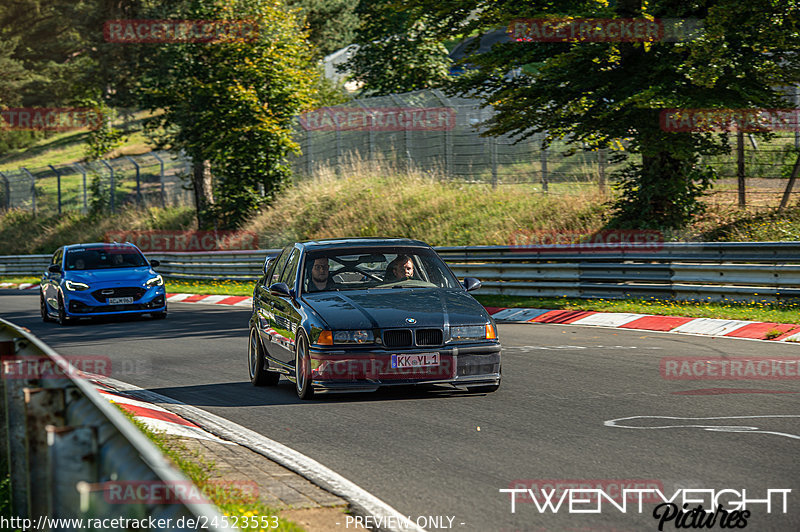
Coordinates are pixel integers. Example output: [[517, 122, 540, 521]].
[[65, 280, 90, 291], [145, 275, 164, 288], [333, 330, 374, 344]]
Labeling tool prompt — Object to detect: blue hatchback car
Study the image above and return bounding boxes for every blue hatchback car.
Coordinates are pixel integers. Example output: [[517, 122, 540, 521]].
[[40, 242, 167, 325]]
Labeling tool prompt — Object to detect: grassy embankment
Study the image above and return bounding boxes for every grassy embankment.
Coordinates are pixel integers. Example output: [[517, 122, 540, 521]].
[[6, 120, 800, 323]]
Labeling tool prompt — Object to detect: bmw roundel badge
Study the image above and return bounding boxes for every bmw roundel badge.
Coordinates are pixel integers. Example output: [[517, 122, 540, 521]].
[[406, 317, 416, 324]]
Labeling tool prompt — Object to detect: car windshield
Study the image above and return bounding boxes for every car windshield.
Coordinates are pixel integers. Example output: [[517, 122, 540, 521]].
[[65, 246, 148, 270], [302, 246, 460, 293]]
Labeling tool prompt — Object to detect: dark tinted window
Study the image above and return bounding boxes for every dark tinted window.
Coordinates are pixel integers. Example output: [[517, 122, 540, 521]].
[[269, 246, 292, 285], [52, 248, 63, 266], [65, 246, 147, 270], [279, 249, 300, 287]]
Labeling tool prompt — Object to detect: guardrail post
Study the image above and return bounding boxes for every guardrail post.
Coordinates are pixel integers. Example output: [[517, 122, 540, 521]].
[[126, 156, 141, 205], [21, 167, 36, 215], [100, 159, 115, 213], [48, 425, 98, 522], [0, 171, 9, 210], [72, 163, 87, 213], [49, 165, 62, 215], [152, 152, 166, 207], [3, 350, 29, 518], [25, 387, 66, 521]]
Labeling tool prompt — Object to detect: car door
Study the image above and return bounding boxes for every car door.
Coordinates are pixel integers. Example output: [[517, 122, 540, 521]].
[[43, 247, 63, 310], [270, 247, 301, 365], [262, 246, 292, 362]]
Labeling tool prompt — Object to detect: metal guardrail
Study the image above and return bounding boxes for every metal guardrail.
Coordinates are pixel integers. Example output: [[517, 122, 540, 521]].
[[6, 242, 800, 300], [0, 318, 235, 531]]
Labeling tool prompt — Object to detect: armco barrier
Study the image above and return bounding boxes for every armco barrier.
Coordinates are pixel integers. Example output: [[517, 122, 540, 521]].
[[6, 242, 800, 301], [0, 317, 235, 531]]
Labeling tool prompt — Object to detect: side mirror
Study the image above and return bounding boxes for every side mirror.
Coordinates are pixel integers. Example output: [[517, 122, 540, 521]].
[[462, 277, 481, 292], [149, 259, 160, 268], [48, 264, 61, 274], [263, 257, 273, 276], [269, 282, 292, 298]]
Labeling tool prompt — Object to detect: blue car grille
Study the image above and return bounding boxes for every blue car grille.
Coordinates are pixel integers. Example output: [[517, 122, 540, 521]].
[[91, 287, 146, 303]]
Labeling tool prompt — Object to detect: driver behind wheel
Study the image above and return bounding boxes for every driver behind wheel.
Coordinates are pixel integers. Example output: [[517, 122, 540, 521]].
[[307, 257, 338, 292]]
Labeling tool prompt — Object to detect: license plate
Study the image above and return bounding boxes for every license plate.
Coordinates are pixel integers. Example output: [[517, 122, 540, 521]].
[[107, 297, 134, 305], [391, 352, 440, 369]]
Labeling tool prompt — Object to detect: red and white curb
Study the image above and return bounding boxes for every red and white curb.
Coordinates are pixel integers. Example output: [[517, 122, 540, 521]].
[[91, 380, 232, 444], [166, 293, 252, 306], [486, 307, 800, 343], [0, 282, 38, 289]]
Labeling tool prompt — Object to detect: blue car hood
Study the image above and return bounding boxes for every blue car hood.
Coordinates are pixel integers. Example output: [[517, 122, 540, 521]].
[[66, 267, 155, 285]]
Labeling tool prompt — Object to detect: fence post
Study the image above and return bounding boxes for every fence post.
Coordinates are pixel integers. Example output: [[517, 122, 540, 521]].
[[48, 165, 62, 215], [152, 152, 166, 207], [305, 129, 314, 177], [737, 131, 745, 208], [491, 136, 498, 189], [432, 89, 453, 176], [72, 163, 87, 213], [0, 171, 9, 210], [100, 160, 115, 213], [125, 156, 141, 205], [21, 167, 36, 215], [354, 99, 374, 164], [598, 149, 606, 193], [540, 138, 549, 193]]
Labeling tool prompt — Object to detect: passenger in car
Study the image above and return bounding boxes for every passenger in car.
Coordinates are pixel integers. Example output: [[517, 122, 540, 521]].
[[385, 255, 415, 282]]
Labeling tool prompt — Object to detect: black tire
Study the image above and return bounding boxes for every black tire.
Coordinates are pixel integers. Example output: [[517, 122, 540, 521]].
[[294, 333, 314, 399], [57, 296, 71, 326], [40, 292, 53, 322], [249, 328, 279, 386], [467, 383, 500, 394]]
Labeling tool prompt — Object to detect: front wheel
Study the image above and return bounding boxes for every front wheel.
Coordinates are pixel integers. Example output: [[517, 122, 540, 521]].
[[294, 333, 314, 400], [57, 296, 72, 326], [249, 328, 279, 386], [40, 293, 53, 322]]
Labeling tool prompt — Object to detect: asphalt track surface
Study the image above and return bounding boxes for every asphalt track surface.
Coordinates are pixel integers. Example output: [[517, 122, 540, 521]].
[[2, 290, 800, 531]]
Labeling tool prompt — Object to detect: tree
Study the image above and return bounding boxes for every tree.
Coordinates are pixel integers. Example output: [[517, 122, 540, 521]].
[[405, 0, 800, 228], [287, 0, 360, 57], [138, 0, 317, 228], [341, 0, 451, 96]]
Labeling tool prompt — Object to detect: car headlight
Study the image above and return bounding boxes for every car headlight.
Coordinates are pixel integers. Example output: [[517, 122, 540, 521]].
[[333, 330, 374, 344], [450, 324, 496, 341], [65, 280, 90, 291], [145, 275, 164, 288]]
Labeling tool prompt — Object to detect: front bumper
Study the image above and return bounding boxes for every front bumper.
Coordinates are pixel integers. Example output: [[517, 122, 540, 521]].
[[307, 343, 501, 390], [63, 287, 166, 317]]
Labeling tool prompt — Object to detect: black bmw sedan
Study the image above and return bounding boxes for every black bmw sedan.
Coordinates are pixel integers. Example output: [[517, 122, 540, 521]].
[[247, 238, 501, 399]]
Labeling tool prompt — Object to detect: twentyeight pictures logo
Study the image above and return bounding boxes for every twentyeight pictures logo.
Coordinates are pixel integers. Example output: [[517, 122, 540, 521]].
[[104, 19, 259, 43], [0, 108, 102, 131]]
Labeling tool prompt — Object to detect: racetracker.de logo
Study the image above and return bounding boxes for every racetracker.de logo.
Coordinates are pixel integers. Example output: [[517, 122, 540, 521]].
[[0, 108, 102, 131], [99, 480, 258, 505], [103, 19, 259, 43], [661, 357, 800, 380], [104, 230, 259, 252], [298, 107, 456, 132], [509, 229, 663, 253], [508, 18, 703, 43], [660, 108, 800, 133], [311, 355, 456, 381], [1, 355, 112, 380]]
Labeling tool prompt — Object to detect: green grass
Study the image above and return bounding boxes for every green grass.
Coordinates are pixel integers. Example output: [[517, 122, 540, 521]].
[[115, 407, 306, 532], [0, 276, 38, 284], [476, 294, 800, 325], [165, 278, 253, 296]]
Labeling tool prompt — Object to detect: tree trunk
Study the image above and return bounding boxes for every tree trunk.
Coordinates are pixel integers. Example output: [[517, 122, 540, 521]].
[[192, 159, 215, 229], [737, 131, 746, 208]]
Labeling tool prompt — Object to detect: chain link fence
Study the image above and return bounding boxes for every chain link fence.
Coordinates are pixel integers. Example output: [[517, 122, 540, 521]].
[[0, 151, 194, 215]]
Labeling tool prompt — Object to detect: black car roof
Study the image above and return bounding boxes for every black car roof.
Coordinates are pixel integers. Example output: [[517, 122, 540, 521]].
[[298, 238, 432, 251]]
